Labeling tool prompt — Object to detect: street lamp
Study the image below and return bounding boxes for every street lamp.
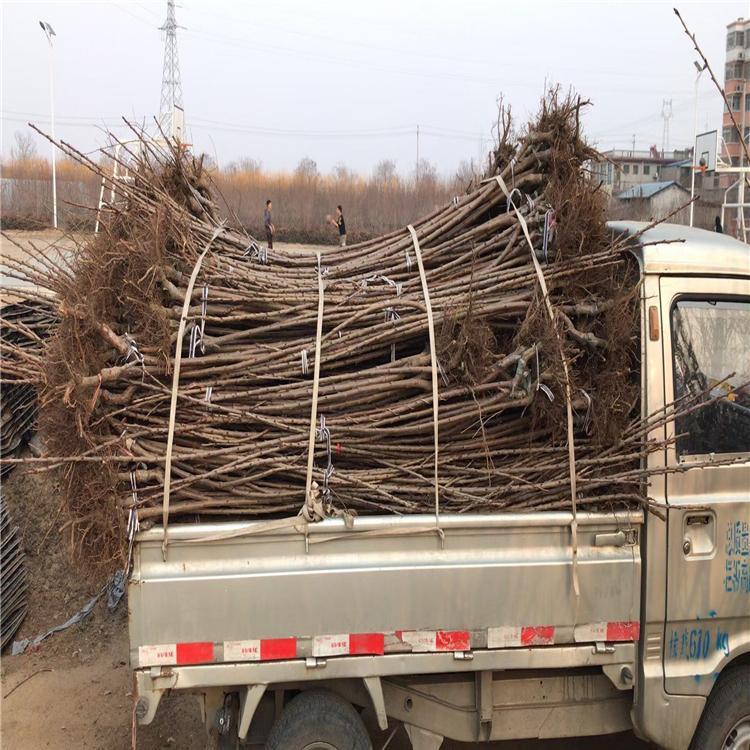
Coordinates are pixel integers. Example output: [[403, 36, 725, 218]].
[[39, 20, 57, 229], [690, 60, 707, 228]]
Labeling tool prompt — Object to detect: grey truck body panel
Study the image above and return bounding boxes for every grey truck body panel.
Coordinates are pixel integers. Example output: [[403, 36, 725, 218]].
[[129, 511, 642, 661]]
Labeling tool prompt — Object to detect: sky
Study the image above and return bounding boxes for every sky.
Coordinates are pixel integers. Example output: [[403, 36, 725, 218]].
[[0, 0, 744, 177]]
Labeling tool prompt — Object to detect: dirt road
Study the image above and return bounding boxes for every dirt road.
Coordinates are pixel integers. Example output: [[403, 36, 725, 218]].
[[0, 229, 329, 264]]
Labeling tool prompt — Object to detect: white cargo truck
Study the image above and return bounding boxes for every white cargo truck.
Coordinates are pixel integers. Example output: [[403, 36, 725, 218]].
[[129, 222, 750, 750]]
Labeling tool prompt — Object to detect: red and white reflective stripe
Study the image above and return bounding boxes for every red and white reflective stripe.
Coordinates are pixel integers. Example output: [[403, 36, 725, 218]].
[[397, 629, 471, 652], [574, 621, 640, 643], [487, 625, 555, 648], [139, 642, 214, 667], [223, 637, 297, 662], [138, 620, 640, 667], [312, 632, 385, 657]]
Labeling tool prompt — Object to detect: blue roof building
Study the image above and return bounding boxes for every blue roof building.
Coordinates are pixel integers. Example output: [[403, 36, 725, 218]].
[[616, 180, 690, 201]]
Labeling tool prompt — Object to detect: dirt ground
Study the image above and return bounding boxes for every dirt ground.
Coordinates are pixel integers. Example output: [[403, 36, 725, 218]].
[[1, 230, 653, 750], [0, 229, 328, 263], [0, 461, 207, 750]]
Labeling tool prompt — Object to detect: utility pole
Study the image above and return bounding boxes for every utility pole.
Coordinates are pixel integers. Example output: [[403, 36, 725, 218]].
[[416, 124, 420, 184], [661, 99, 673, 157], [690, 62, 706, 227], [632, 134, 636, 154], [39, 21, 57, 229], [159, 0, 184, 140]]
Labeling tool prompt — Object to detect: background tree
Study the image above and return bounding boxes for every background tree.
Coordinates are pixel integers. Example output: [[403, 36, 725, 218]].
[[332, 162, 353, 182], [373, 159, 398, 187], [226, 157, 263, 174], [295, 156, 319, 180], [451, 159, 480, 192], [414, 158, 438, 187], [11, 131, 37, 161]]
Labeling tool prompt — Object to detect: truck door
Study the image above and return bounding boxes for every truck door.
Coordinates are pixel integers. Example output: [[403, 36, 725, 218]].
[[660, 276, 750, 697]]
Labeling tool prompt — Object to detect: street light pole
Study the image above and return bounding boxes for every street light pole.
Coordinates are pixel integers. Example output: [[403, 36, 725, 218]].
[[39, 21, 57, 229], [690, 60, 706, 228]]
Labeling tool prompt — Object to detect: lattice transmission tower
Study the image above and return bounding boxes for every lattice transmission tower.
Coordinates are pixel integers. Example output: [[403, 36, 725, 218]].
[[158, 0, 184, 139]]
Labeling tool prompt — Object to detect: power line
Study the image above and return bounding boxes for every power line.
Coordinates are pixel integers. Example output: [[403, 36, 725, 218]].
[[3, 109, 480, 139], [3, 109, 144, 122], [1, 116, 137, 129]]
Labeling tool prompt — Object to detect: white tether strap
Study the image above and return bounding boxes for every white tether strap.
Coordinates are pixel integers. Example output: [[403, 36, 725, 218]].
[[304, 253, 326, 517], [490, 175, 580, 598], [161, 225, 224, 560], [407, 225, 443, 542]]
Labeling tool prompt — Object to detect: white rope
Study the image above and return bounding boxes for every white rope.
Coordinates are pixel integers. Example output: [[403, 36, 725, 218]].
[[161, 225, 224, 560], [303, 253, 326, 522], [489, 175, 580, 598], [407, 224, 443, 543]]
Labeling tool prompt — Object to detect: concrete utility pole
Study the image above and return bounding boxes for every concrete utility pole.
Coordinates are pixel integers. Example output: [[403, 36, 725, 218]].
[[39, 21, 57, 229], [690, 61, 707, 227], [416, 124, 420, 183], [661, 99, 673, 157], [159, 0, 184, 140]]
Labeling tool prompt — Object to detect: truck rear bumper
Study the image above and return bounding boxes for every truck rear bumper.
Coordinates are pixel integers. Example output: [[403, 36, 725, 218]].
[[134, 641, 636, 725]]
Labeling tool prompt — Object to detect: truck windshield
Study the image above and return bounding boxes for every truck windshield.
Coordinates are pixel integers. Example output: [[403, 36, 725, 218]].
[[671, 298, 750, 458]]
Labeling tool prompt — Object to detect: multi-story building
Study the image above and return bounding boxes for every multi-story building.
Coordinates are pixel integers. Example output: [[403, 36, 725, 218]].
[[590, 147, 692, 195], [723, 18, 750, 167], [721, 18, 750, 239]]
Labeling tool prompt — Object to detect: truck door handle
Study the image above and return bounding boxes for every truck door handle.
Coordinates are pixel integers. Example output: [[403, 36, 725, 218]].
[[683, 512, 716, 557], [594, 530, 637, 547]]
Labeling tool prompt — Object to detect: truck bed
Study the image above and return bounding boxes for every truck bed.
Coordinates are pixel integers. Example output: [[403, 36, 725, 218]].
[[129, 511, 643, 668]]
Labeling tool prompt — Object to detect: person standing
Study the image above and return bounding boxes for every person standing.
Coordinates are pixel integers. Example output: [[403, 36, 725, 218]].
[[714, 216, 723, 234], [330, 204, 346, 247], [264, 199, 275, 249]]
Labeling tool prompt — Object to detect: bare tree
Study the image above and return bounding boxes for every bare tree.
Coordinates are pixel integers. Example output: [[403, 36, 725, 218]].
[[11, 131, 37, 161], [414, 158, 438, 186], [332, 162, 353, 181], [295, 157, 319, 180], [452, 159, 479, 190], [373, 159, 398, 186], [226, 157, 263, 175]]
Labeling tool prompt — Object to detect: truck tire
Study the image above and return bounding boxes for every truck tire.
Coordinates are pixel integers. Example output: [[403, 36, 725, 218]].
[[690, 666, 750, 750], [265, 689, 372, 750]]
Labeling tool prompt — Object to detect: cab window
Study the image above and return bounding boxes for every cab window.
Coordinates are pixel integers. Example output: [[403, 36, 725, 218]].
[[671, 298, 750, 458]]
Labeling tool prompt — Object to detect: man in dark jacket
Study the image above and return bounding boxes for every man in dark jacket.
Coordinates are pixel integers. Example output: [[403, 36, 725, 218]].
[[264, 199, 275, 249]]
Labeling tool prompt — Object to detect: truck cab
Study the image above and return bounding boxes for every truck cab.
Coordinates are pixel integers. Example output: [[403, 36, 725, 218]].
[[130, 222, 750, 750], [613, 221, 750, 750]]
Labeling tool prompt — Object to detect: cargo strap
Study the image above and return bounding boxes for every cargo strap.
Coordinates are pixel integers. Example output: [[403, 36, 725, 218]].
[[303, 253, 326, 524], [487, 175, 580, 598], [162, 225, 224, 560], [407, 224, 443, 543]]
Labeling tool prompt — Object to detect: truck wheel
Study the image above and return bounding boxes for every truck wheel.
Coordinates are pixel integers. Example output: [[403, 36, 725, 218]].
[[690, 666, 750, 750], [266, 689, 372, 750]]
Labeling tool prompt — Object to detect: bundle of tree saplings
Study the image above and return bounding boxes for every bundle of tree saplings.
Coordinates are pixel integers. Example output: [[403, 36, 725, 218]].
[[0, 296, 57, 477], [0, 93, 697, 566], [0, 491, 27, 648]]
